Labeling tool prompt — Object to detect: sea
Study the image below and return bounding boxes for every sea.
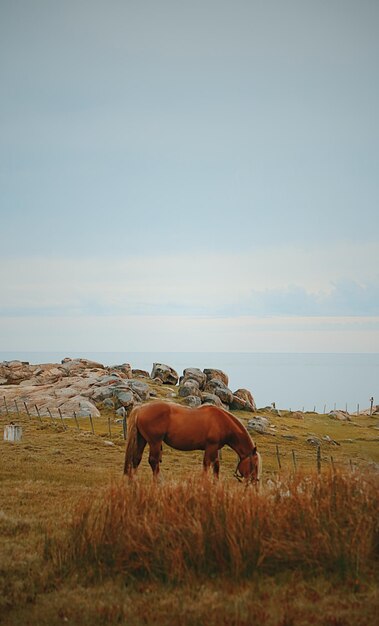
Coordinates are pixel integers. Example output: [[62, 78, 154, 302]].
[[1, 351, 378, 414]]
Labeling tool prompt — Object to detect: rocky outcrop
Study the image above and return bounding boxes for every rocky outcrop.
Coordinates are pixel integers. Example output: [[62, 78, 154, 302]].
[[0, 359, 143, 418], [1, 358, 258, 419], [151, 363, 179, 385]]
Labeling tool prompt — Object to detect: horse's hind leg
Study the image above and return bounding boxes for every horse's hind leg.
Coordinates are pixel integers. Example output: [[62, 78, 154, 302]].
[[133, 431, 147, 470], [148, 442, 162, 479]]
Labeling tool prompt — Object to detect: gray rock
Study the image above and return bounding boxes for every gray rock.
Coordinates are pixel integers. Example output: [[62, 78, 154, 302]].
[[322, 435, 340, 446], [247, 416, 269, 434], [204, 379, 233, 405], [91, 386, 116, 401], [59, 396, 100, 418], [181, 395, 202, 408], [124, 379, 150, 402], [114, 390, 134, 407], [329, 411, 351, 421], [307, 436, 322, 446], [95, 374, 122, 384], [151, 363, 179, 385], [103, 398, 115, 409], [201, 393, 222, 407], [178, 380, 201, 398]]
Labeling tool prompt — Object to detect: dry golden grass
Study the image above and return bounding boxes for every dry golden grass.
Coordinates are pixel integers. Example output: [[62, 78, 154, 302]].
[[51, 471, 379, 584], [0, 405, 378, 625]]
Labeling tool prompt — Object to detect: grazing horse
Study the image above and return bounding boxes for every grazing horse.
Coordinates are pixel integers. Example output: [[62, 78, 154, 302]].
[[124, 401, 261, 483]]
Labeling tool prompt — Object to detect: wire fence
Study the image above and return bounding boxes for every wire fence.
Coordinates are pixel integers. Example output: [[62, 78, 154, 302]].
[[1, 396, 371, 476]]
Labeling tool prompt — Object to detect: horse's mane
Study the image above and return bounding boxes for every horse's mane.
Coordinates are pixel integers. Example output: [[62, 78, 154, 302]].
[[215, 406, 254, 436]]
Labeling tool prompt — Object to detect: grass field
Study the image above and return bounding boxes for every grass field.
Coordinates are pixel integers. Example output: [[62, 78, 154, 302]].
[[1, 394, 378, 625]]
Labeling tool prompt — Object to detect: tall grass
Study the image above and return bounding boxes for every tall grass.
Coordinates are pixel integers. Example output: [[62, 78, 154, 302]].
[[51, 470, 379, 583]]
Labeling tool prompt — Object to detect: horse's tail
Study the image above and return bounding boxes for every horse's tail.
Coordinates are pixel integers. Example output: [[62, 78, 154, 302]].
[[123, 406, 139, 475]]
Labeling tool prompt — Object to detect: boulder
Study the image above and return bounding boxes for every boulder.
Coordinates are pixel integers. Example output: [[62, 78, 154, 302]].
[[292, 412, 305, 420], [178, 380, 202, 398], [94, 374, 122, 385], [114, 390, 134, 408], [91, 385, 117, 401], [181, 368, 207, 390], [0, 361, 36, 384], [181, 395, 202, 408], [233, 389, 256, 411], [230, 395, 250, 411], [103, 398, 115, 409], [58, 396, 100, 418], [201, 393, 222, 407], [307, 436, 322, 446], [132, 369, 150, 378], [151, 363, 178, 385], [60, 358, 105, 374], [124, 380, 150, 402], [204, 379, 233, 406], [247, 416, 269, 434], [329, 411, 351, 422], [109, 363, 132, 378], [203, 368, 229, 386]]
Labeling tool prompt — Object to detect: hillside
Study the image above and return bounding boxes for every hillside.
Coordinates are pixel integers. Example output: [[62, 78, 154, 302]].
[[1, 360, 378, 625]]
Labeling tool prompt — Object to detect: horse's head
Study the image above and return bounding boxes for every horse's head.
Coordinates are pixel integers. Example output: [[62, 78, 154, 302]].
[[235, 447, 261, 484]]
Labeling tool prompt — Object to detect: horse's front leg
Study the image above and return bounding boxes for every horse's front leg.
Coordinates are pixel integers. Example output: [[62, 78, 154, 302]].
[[203, 445, 219, 478], [148, 442, 162, 480]]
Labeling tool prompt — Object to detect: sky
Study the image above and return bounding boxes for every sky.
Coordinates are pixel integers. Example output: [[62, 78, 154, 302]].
[[1, 0, 378, 353]]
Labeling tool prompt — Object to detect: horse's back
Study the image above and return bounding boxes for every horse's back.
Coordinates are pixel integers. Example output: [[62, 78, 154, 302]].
[[136, 401, 229, 450]]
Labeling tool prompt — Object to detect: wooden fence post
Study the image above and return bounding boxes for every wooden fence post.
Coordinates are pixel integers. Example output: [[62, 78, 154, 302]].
[[89, 414, 95, 435], [23, 402, 31, 419], [58, 408, 65, 429], [14, 399, 20, 417], [47, 408, 54, 423], [35, 405, 42, 423], [73, 411, 79, 430], [275, 444, 281, 470], [292, 449, 297, 471], [317, 445, 321, 473], [330, 456, 335, 473], [4, 396, 9, 416]]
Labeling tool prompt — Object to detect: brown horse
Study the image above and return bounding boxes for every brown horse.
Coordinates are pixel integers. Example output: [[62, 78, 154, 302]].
[[124, 401, 261, 482]]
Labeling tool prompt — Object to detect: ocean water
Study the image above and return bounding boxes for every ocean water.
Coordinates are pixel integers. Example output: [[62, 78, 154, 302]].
[[1, 351, 378, 413]]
